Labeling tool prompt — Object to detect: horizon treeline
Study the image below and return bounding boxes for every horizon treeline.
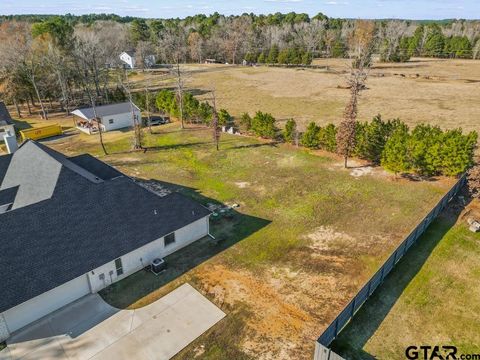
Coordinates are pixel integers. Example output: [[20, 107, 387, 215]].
[[1, 12, 479, 65]]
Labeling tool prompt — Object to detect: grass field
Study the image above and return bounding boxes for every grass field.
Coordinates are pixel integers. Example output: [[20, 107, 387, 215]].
[[129, 58, 480, 132], [32, 121, 454, 359], [331, 201, 480, 360]]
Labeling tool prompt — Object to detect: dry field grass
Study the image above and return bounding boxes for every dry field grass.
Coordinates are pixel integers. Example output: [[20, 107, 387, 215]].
[[130, 58, 480, 132]]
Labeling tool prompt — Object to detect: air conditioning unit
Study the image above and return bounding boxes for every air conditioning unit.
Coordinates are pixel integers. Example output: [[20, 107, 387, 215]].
[[151, 258, 166, 275]]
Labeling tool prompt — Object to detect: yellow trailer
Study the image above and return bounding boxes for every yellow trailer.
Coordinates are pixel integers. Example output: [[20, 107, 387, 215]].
[[20, 124, 63, 141]]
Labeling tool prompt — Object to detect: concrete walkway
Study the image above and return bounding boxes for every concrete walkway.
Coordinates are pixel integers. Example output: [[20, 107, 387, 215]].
[[0, 283, 225, 360]]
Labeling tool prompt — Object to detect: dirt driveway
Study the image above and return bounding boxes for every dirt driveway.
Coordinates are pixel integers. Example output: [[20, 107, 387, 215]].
[[0, 284, 224, 360]]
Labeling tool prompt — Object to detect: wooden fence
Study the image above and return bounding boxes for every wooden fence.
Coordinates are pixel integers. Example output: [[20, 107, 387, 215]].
[[314, 174, 467, 360]]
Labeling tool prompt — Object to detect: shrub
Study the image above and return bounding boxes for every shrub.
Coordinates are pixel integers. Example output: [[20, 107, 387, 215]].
[[183, 92, 200, 121], [218, 109, 233, 126], [284, 119, 297, 143], [198, 102, 213, 124], [302, 122, 321, 148], [156, 89, 177, 116], [318, 124, 337, 152], [257, 52, 266, 64], [240, 112, 252, 131], [251, 111, 277, 138]]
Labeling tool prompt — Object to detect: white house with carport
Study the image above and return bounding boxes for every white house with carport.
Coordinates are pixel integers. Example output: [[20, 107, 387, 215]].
[[0, 140, 211, 341], [72, 101, 141, 134]]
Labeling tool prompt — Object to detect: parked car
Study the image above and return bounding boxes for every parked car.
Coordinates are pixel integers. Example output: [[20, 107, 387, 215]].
[[145, 116, 170, 126]]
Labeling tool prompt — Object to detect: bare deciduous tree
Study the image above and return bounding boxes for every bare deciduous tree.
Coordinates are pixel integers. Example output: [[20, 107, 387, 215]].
[[210, 88, 221, 151], [336, 39, 371, 168]]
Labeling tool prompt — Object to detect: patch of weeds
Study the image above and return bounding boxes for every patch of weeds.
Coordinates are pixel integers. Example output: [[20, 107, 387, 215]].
[[174, 303, 254, 360]]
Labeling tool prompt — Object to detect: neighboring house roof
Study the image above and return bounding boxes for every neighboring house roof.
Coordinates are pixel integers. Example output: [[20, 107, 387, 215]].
[[0, 102, 13, 126], [122, 51, 135, 57], [71, 102, 140, 121], [0, 141, 211, 313]]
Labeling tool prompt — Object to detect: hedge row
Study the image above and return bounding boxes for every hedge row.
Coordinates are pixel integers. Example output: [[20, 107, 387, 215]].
[[295, 115, 477, 176]]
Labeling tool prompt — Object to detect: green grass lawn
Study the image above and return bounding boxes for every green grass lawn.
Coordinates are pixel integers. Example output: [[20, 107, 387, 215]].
[[46, 124, 452, 359], [331, 212, 480, 360]]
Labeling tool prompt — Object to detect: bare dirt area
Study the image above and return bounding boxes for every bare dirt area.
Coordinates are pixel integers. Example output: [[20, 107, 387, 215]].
[[160, 58, 480, 132]]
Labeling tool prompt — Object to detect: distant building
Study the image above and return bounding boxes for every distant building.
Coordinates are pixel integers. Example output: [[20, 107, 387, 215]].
[[120, 51, 156, 69], [72, 102, 141, 134], [119, 51, 136, 69]]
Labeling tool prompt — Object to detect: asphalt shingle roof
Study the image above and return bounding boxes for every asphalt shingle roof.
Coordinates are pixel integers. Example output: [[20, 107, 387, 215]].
[[0, 102, 13, 126], [0, 141, 210, 313], [71, 102, 140, 120]]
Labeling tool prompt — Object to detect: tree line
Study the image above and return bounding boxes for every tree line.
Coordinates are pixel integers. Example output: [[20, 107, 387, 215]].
[[249, 112, 477, 177]]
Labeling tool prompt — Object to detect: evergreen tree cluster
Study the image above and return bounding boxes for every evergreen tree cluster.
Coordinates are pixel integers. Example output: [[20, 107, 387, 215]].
[[253, 45, 313, 65], [381, 24, 476, 62], [134, 89, 232, 126], [282, 116, 476, 176]]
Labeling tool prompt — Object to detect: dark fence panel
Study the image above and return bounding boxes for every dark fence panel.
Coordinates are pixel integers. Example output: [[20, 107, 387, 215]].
[[315, 174, 467, 353]]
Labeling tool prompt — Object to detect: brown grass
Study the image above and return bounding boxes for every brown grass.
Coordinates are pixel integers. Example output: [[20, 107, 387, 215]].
[[133, 58, 480, 132]]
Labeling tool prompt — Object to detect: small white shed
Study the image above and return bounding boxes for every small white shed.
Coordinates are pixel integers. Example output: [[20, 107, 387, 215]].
[[72, 102, 142, 134]]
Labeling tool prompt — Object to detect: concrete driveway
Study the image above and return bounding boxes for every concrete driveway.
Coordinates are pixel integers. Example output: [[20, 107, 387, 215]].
[[0, 284, 225, 360]]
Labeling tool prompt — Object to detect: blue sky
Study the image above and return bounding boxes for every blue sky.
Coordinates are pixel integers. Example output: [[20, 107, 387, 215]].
[[0, 0, 478, 20]]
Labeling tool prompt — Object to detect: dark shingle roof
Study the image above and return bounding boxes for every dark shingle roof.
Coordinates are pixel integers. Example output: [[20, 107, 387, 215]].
[[0, 102, 13, 126], [0, 154, 12, 183], [69, 154, 123, 180], [0, 186, 17, 206], [0, 141, 210, 313]]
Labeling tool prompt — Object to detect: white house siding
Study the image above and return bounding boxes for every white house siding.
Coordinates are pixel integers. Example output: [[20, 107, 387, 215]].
[[0, 314, 9, 342], [0, 216, 209, 337], [88, 216, 209, 293], [163, 216, 210, 256], [120, 53, 135, 69], [1, 274, 90, 334], [101, 110, 141, 132], [0, 124, 15, 141]]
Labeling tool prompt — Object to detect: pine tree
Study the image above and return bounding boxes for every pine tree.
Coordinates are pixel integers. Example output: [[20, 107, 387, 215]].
[[284, 118, 297, 143], [381, 124, 410, 175], [266, 45, 279, 64], [301, 122, 320, 148], [251, 111, 277, 138], [318, 124, 337, 152]]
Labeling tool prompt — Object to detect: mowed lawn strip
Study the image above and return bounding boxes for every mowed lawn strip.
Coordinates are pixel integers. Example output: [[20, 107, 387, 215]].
[[46, 124, 452, 359], [332, 216, 480, 360]]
